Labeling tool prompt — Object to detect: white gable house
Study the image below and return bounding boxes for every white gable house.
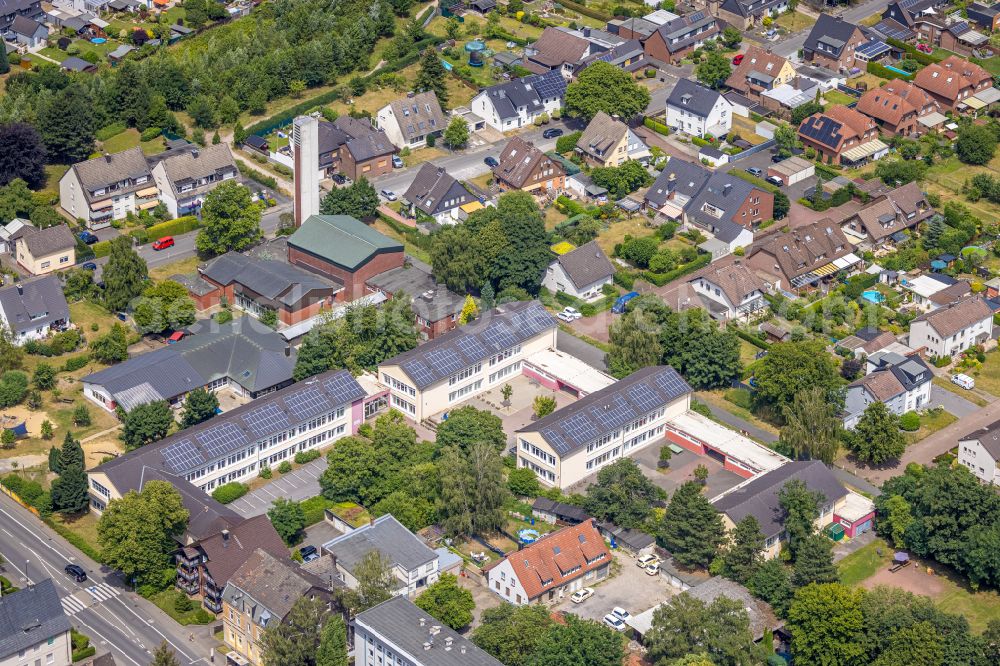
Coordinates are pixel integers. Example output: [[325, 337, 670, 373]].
[[542, 241, 615, 301], [908, 297, 993, 358], [471, 71, 567, 132], [666, 79, 733, 137]]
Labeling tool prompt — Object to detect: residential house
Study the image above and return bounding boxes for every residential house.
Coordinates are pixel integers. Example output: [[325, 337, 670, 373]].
[[532, 497, 590, 525], [365, 261, 466, 340], [403, 163, 474, 225], [644, 158, 712, 221], [515, 366, 692, 488], [222, 549, 335, 665], [758, 78, 822, 119], [908, 296, 993, 357], [713, 461, 875, 558], [0, 0, 43, 38], [881, 0, 943, 31], [913, 55, 993, 113], [0, 276, 70, 345], [686, 171, 772, 243], [901, 273, 970, 311], [574, 39, 644, 75], [470, 70, 566, 132], [967, 2, 1000, 32], [802, 15, 868, 72], [643, 11, 721, 64], [484, 520, 611, 604], [724, 46, 796, 101], [798, 105, 886, 166], [840, 182, 933, 248], [523, 27, 591, 77], [0, 579, 72, 666], [836, 327, 900, 358], [608, 16, 659, 41], [10, 15, 45, 47], [82, 317, 299, 413], [709, 0, 789, 30], [492, 136, 566, 194], [575, 111, 650, 167], [322, 515, 439, 597], [377, 301, 557, 422], [187, 252, 340, 325], [542, 240, 615, 301], [354, 597, 503, 666], [855, 79, 940, 137], [59, 147, 158, 229], [287, 214, 404, 301], [666, 79, 733, 138], [688, 262, 767, 320], [375, 91, 447, 151], [843, 351, 932, 428], [746, 219, 859, 292], [958, 418, 1000, 485], [0, 218, 28, 254], [59, 56, 97, 73], [14, 224, 75, 276], [151, 143, 239, 218], [317, 117, 396, 180]]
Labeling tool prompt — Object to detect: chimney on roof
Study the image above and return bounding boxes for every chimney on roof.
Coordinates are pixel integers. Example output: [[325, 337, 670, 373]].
[[15, 282, 22, 296], [407, 91, 415, 98], [583, 27, 591, 37], [104, 153, 112, 163], [419, 617, 426, 627], [723, 183, 732, 196], [668, 172, 676, 181], [191, 148, 200, 158], [461, 645, 467, 655], [285, 343, 291, 357], [423, 642, 432, 651], [222, 529, 230, 547]]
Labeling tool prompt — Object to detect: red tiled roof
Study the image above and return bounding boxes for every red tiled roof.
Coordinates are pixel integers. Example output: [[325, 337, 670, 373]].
[[499, 520, 610, 601]]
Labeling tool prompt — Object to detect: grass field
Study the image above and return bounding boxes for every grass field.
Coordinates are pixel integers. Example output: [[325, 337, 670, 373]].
[[963, 351, 1000, 398], [99, 129, 166, 156], [904, 408, 957, 446], [149, 256, 201, 282], [595, 216, 655, 256], [838, 538, 890, 586], [372, 218, 431, 263], [823, 90, 856, 107], [932, 376, 991, 406], [774, 10, 813, 32], [696, 389, 780, 436]]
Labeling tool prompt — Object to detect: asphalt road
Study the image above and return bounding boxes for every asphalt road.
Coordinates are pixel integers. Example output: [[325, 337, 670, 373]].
[[0, 493, 217, 666]]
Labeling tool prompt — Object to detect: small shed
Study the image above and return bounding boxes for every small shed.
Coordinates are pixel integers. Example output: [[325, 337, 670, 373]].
[[699, 146, 728, 167], [596, 521, 655, 556], [760, 321, 790, 343], [243, 134, 270, 155], [756, 120, 777, 140], [532, 498, 590, 525], [767, 156, 815, 186], [107, 44, 135, 64]]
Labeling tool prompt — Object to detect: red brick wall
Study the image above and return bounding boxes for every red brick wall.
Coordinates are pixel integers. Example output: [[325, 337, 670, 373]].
[[340, 151, 393, 181], [280, 298, 327, 325], [730, 189, 774, 228], [665, 430, 704, 454], [425, 316, 456, 340], [289, 246, 405, 301]]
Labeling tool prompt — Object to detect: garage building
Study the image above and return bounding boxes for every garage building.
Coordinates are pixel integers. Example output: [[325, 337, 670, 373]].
[[767, 156, 815, 186]]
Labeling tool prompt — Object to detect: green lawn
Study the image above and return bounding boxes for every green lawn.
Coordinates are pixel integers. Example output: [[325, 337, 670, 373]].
[[963, 351, 1000, 398], [823, 90, 856, 107], [904, 408, 957, 445], [934, 580, 1000, 633], [774, 10, 813, 32], [838, 538, 891, 587], [147, 589, 214, 626]]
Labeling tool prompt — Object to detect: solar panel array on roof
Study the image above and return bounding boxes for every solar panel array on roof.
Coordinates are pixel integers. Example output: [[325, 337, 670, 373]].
[[856, 40, 890, 59], [521, 366, 692, 455], [873, 19, 915, 41], [199, 422, 250, 459], [242, 402, 291, 438], [532, 70, 568, 100], [799, 115, 844, 149], [388, 301, 557, 390], [285, 386, 332, 421], [161, 439, 205, 473]]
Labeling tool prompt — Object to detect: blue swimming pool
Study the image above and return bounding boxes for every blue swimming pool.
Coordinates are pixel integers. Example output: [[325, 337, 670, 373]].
[[883, 64, 912, 77], [91, 37, 107, 44], [862, 290, 885, 304]]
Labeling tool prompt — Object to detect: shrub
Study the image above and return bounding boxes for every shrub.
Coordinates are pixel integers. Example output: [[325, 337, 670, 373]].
[[211, 482, 249, 504], [193, 609, 214, 624], [301, 495, 335, 526], [140, 216, 200, 240], [140, 127, 162, 142], [555, 131, 582, 154], [294, 449, 321, 465], [643, 117, 670, 135], [931, 355, 952, 368], [725, 387, 753, 410], [508, 467, 541, 496], [173, 591, 194, 612], [0, 371, 29, 407], [278, 461, 292, 474], [258, 466, 273, 479], [96, 124, 127, 141], [73, 404, 91, 426], [899, 411, 920, 431], [63, 355, 91, 372]]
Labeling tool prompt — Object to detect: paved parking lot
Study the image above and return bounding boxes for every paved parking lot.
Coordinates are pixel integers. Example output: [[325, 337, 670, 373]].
[[732, 149, 817, 203], [553, 553, 677, 623], [228, 457, 327, 518]]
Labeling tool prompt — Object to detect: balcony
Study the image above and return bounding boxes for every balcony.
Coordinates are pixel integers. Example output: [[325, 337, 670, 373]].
[[176, 566, 198, 582], [203, 596, 223, 614], [177, 578, 199, 595]]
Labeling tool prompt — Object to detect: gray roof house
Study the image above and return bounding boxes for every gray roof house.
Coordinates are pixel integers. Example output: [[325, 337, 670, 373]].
[[150, 143, 239, 218], [354, 596, 504, 666], [665, 79, 733, 139], [0, 276, 70, 344], [322, 515, 439, 597], [471, 70, 567, 132], [375, 91, 447, 150], [712, 460, 847, 541], [365, 259, 465, 338], [10, 14, 47, 46], [82, 317, 297, 412], [645, 158, 712, 212], [844, 351, 932, 429], [0, 579, 72, 665], [667, 78, 726, 118], [542, 240, 615, 300], [403, 163, 474, 223]]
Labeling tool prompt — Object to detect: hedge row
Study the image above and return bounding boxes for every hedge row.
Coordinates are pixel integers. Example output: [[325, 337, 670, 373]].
[[211, 482, 249, 504], [127, 215, 200, 244], [885, 38, 943, 66], [557, 0, 613, 21], [91, 240, 111, 258], [237, 160, 279, 189], [378, 213, 434, 251], [641, 252, 711, 286], [643, 117, 670, 135], [727, 168, 781, 195], [867, 61, 913, 80], [727, 323, 771, 350], [96, 123, 127, 141], [301, 495, 336, 526]]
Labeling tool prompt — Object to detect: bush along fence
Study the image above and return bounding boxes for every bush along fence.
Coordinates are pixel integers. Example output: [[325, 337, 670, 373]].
[[643, 117, 670, 135], [557, 0, 613, 22]]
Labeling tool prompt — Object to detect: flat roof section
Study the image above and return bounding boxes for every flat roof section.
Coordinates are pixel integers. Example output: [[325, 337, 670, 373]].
[[667, 410, 787, 476], [524, 348, 617, 396], [837, 490, 875, 522]]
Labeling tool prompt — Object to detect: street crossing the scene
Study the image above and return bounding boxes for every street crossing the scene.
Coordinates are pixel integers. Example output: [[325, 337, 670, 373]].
[[59, 583, 120, 616]]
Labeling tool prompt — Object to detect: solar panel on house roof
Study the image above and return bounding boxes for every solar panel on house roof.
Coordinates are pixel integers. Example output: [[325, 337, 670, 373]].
[[198, 422, 250, 459], [873, 20, 915, 41], [800, 116, 843, 148], [426, 348, 465, 377], [242, 402, 291, 438], [857, 40, 890, 59], [285, 386, 332, 421], [161, 439, 204, 473], [590, 395, 635, 430], [455, 335, 487, 360], [628, 383, 663, 414], [653, 368, 690, 397], [402, 359, 435, 387], [532, 72, 567, 100]]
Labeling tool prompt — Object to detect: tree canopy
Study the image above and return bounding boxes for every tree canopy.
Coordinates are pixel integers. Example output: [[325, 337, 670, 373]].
[[196, 181, 263, 256], [0, 123, 46, 189], [103, 236, 149, 312], [956, 123, 997, 165], [120, 400, 174, 451], [753, 340, 842, 416], [645, 592, 764, 666], [414, 573, 475, 630], [180, 388, 219, 429], [583, 458, 664, 529], [846, 402, 905, 465], [695, 52, 732, 89], [564, 62, 651, 121], [780, 387, 842, 464], [661, 481, 725, 568], [434, 406, 506, 453], [320, 177, 380, 219], [260, 596, 331, 666], [472, 604, 554, 666]]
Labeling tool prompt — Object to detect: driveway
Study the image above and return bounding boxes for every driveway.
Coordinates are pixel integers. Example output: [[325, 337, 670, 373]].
[[928, 383, 981, 418], [553, 552, 677, 622], [228, 456, 327, 518]]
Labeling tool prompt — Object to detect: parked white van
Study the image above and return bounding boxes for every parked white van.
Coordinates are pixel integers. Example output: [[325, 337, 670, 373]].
[[952, 373, 976, 390]]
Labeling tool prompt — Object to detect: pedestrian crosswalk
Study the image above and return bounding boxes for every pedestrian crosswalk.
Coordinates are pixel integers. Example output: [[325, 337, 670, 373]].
[[60, 583, 120, 616]]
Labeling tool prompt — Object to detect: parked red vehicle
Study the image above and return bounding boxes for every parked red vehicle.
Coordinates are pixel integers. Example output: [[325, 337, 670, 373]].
[[732, 54, 744, 65], [152, 236, 175, 251]]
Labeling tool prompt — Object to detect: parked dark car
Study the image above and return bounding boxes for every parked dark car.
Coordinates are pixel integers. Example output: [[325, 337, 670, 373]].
[[484, 156, 499, 168], [78, 231, 99, 245], [332, 173, 347, 185], [82, 262, 97, 271], [542, 128, 564, 139], [65, 564, 87, 582], [299, 545, 319, 562], [771, 153, 786, 163]]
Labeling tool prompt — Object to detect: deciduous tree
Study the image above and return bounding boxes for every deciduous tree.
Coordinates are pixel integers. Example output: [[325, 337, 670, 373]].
[[268, 498, 306, 545], [415, 573, 475, 630], [584, 458, 664, 529], [38, 84, 95, 163], [180, 388, 219, 429], [753, 340, 841, 415], [786, 583, 864, 666], [526, 615, 624, 666], [260, 597, 329, 666], [564, 62, 651, 121], [444, 116, 469, 149], [337, 551, 395, 613], [695, 52, 732, 89], [847, 401, 905, 465], [472, 604, 553, 666], [0, 123, 46, 189], [781, 387, 843, 463], [956, 123, 997, 165], [90, 323, 129, 364], [435, 406, 505, 453], [316, 615, 348, 666], [103, 237, 149, 312], [150, 642, 181, 666], [607, 307, 662, 378], [778, 479, 823, 560], [196, 181, 262, 255], [320, 177, 380, 219], [120, 400, 173, 451], [645, 593, 763, 666]]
